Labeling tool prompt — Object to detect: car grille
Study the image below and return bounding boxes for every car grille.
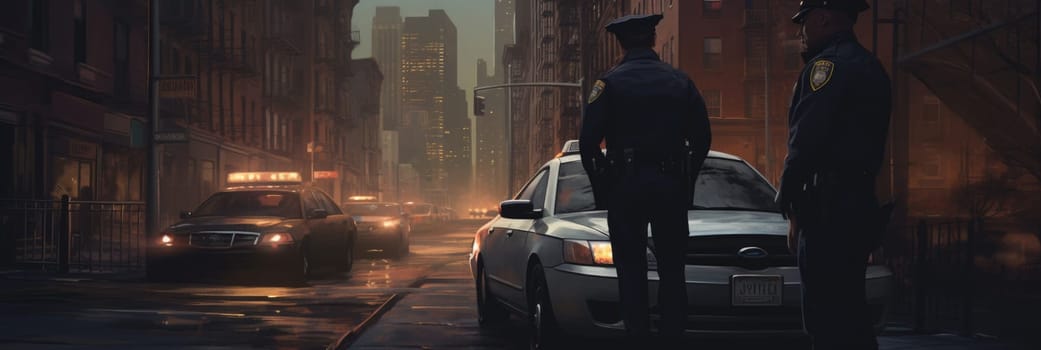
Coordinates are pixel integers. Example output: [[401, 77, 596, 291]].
[[649, 234, 795, 270], [189, 231, 260, 248]]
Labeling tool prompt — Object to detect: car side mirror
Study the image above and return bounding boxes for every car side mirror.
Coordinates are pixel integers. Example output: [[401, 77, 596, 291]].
[[499, 200, 542, 219], [309, 208, 329, 219], [179, 210, 192, 219]]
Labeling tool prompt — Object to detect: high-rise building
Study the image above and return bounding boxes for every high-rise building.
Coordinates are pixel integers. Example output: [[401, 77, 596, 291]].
[[373, 7, 402, 131], [373, 6, 403, 201], [400, 10, 467, 208], [494, 0, 516, 77]]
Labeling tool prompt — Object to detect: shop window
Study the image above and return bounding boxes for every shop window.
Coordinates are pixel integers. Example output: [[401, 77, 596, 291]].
[[51, 156, 93, 200]]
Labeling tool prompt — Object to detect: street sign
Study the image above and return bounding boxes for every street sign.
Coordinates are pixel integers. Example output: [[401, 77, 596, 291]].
[[154, 131, 188, 144], [314, 171, 338, 179]]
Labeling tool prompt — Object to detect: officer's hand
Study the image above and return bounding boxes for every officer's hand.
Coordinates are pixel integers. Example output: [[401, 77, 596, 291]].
[[787, 216, 799, 255]]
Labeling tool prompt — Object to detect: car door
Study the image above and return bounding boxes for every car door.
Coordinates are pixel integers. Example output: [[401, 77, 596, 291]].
[[488, 168, 549, 307], [316, 191, 352, 255], [302, 190, 334, 264]]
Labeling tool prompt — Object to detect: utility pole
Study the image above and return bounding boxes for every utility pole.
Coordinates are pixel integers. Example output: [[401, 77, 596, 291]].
[[506, 63, 512, 198], [146, 0, 160, 235]]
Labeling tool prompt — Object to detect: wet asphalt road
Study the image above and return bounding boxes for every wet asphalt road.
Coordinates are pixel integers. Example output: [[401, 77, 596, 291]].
[[0, 220, 485, 350]]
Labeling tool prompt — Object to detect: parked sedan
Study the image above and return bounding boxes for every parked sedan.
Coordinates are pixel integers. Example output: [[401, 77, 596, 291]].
[[468, 141, 894, 348], [342, 201, 412, 257], [147, 172, 357, 283]]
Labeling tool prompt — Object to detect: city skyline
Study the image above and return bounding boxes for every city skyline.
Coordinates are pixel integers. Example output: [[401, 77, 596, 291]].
[[352, 0, 496, 127]]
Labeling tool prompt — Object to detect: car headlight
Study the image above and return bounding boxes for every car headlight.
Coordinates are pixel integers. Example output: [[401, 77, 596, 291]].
[[260, 232, 295, 246], [381, 219, 401, 228], [159, 232, 174, 247], [563, 240, 614, 266]]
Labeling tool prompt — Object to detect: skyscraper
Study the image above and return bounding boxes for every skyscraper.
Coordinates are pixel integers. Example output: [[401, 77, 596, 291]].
[[372, 6, 402, 131], [400, 10, 466, 207], [494, 0, 515, 77], [373, 6, 403, 201]]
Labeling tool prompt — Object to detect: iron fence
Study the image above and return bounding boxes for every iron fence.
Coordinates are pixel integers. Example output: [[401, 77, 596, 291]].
[[1, 196, 146, 272], [878, 217, 1041, 340]]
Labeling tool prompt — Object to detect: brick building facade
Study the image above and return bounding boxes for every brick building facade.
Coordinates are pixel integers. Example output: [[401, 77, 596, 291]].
[[0, 0, 382, 229]]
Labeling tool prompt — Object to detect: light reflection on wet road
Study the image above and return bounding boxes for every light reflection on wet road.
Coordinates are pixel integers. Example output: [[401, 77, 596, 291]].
[[0, 221, 484, 350]]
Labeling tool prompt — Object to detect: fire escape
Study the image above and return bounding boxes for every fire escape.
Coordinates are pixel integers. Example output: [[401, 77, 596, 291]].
[[264, 1, 305, 113], [536, 2, 557, 161], [899, 0, 1041, 181], [158, 0, 209, 126]]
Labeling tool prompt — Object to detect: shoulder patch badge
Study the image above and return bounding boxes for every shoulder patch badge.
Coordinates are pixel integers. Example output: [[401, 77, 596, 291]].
[[809, 60, 835, 91], [588, 80, 607, 103]]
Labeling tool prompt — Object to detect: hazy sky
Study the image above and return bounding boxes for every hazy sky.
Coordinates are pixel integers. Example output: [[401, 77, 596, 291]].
[[352, 0, 497, 121]]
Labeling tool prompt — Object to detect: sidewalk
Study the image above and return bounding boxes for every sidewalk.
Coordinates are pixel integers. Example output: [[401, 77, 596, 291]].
[[0, 269, 145, 283], [345, 260, 1032, 350]]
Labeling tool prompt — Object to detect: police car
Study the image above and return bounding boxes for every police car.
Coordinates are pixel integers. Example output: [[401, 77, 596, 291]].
[[147, 172, 358, 282], [468, 140, 895, 347], [341, 201, 412, 257]]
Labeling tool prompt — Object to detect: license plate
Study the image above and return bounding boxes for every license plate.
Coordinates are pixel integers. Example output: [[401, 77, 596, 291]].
[[731, 275, 782, 306]]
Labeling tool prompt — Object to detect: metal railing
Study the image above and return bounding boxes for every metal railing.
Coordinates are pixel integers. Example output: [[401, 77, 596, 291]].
[[878, 217, 1041, 339], [1, 197, 146, 273]]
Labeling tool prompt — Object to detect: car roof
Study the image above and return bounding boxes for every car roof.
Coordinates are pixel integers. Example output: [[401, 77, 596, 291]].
[[219, 185, 307, 193], [556, 149, 743, 165]]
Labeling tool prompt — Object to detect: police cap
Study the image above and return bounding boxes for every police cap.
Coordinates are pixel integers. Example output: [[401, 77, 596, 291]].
[[605, 14, 663, 36], [792, 0, 870, 24]]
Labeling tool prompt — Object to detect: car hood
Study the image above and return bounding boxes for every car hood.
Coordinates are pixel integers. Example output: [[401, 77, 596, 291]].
[[555, 210, 787, 237], [166, 216, 292, 233]]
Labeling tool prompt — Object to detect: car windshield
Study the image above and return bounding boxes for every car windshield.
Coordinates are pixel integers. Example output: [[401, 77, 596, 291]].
[[192, 191, 302, 218], [343, 203, 400, 216], [555, 158, 779, 214], [405, 204, 433, 215]]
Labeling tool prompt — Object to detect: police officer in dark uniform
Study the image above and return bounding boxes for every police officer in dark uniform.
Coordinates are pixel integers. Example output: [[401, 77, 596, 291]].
[[579, 14, 712, 344], [778, 1, 892, 349]]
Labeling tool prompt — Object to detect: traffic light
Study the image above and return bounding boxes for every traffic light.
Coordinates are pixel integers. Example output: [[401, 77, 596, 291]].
[[473, 95, 486, 116]]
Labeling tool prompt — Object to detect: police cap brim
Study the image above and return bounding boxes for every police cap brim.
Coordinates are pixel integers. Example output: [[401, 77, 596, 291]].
[[606, 14, 664, 35], [792, 8, 813, 24]]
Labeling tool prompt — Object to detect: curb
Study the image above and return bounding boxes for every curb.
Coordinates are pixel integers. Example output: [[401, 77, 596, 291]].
[[327, 292, 404, 350], [326, 277, 429, 350]]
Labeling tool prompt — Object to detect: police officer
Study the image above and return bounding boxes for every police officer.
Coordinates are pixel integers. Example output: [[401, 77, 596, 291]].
[[579, 14, 712, 344], [778, 1, 892, 349]]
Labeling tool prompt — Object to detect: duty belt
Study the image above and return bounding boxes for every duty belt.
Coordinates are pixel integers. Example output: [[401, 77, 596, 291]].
[[611, 148, 686, 174]]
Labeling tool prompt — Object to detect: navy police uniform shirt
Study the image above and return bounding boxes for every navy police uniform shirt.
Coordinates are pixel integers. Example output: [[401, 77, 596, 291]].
[[578, 48, 712, 207], [778, 30, 891, 208]]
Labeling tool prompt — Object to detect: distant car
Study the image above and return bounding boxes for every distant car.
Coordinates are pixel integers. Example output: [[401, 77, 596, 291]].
[[468, 140, 895, 348], [147, 172, 357, 283], [404, 202, 437, 226], [341, 201, 411, 257], [484, 207, 498, 217]]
